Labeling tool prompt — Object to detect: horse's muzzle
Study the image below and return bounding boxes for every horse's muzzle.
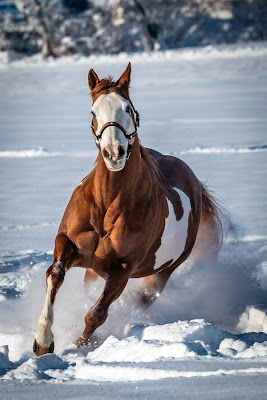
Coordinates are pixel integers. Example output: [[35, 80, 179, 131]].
[[101, 144, 126, 171]]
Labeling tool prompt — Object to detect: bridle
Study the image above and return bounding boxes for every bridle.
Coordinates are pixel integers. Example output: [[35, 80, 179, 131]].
[[91, 98, 140, 159]]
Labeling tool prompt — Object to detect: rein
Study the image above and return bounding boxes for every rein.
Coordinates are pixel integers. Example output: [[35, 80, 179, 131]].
[[91, 99, 140, 160]]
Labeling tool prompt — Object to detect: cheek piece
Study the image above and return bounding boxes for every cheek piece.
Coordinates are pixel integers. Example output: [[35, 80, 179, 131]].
[[91, 101, 140, 160]]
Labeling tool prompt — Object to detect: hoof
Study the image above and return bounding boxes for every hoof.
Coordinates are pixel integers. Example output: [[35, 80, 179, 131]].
[[33, 339, 54, 356], [76, 335, 101, 350], [76, 336, 90, 348]]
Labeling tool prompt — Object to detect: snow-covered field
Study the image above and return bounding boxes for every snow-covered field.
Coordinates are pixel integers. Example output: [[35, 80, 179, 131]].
[[0, 42, 267, 399]]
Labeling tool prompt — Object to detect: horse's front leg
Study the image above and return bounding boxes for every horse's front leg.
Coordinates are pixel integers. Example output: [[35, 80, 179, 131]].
[[76, 263, 130, 347], [33, 233, 83, 356]]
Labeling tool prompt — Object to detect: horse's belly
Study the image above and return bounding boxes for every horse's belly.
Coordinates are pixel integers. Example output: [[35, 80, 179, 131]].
[[153, 188, 191, 271]]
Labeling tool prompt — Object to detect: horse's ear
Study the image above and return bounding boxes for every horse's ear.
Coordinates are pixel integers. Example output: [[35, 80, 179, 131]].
[[118, 62, 131, 89], [88, 69, 99, 91]]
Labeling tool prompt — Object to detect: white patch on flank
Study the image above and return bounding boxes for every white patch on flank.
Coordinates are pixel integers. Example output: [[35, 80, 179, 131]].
[[153, 188, 191, 270], [34, 275, 54, 348]]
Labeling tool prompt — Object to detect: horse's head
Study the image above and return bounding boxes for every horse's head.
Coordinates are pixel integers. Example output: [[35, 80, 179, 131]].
[[88, 63, 139, 172]]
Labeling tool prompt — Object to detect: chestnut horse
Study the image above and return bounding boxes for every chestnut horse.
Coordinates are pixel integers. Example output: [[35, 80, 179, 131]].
[[33, 63, 222, 356]]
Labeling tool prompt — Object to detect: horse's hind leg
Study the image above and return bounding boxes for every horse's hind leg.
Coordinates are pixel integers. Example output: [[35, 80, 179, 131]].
[[138, 268, 174, 309], [33, 233, 82, 356]]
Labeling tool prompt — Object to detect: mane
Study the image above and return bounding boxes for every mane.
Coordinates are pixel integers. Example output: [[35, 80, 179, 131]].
[[91, 76, 130, 99]]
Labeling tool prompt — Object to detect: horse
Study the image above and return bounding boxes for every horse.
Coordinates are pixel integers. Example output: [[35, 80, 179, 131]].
[[33, 63, 222, 356]]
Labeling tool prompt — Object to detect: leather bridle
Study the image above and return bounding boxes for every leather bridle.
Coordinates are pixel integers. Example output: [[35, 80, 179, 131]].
[[91, 99, 140, 159]]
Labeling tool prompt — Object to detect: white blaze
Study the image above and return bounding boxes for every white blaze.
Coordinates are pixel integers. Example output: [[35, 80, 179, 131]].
[[92, 92, 135, 139], [154, 188, 191, 270], [91, 92, 136, 171]]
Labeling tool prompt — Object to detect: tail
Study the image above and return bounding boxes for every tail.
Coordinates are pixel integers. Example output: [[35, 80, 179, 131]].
[[200, 182, 224, 246]]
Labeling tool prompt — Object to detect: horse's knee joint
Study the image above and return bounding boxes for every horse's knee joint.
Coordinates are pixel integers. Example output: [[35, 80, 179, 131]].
[[46, 261, 65, 280], [46, 263, 65, 305]]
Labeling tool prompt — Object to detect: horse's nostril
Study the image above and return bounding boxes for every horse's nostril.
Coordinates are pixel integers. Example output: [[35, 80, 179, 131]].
[[118, 146, 125, 158], [102, 146, 125, 162], [102, 149, 111, 159]]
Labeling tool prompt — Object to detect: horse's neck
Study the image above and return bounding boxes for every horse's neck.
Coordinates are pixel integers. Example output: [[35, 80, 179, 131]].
[[93, 140, 151, 207]]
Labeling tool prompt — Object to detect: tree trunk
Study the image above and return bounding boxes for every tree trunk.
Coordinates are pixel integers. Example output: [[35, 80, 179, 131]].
[[131, 0, 158, 50], [33, 0, 56, 57]]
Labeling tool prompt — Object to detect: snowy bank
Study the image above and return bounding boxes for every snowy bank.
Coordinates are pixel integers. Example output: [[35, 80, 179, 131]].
[[1, 41, 267, 69]]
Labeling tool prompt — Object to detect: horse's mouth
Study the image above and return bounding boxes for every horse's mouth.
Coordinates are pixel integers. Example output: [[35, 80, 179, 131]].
[[105, 160, 125, 172]]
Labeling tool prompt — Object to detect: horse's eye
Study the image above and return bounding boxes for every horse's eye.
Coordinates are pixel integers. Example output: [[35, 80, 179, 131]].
[[126, 106, 131, 114]]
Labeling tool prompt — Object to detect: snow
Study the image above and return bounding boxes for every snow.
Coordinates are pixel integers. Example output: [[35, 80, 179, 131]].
[[0, 147, 61, 158], [0, 42, 267, 398], [180, 145, 267, 154]]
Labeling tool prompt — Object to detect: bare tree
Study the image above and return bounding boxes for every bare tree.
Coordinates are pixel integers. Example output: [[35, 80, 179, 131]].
[[2, 0, 265, 57], [14, 0, 56, 56], [131, 0, 159, 49]]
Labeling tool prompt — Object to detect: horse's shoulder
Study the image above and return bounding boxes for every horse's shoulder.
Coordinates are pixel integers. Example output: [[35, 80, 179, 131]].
[[65, 170, 95, 208], [75, 169, 95, 191], [59, 170, 96, 229]]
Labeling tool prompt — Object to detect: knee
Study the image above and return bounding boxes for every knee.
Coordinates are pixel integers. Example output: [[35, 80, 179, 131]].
[[46, 259, 64, 278], [46, 261, 65, 289]]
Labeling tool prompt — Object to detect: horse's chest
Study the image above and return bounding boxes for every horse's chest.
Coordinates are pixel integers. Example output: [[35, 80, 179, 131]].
[[153, 188, 191, 271]]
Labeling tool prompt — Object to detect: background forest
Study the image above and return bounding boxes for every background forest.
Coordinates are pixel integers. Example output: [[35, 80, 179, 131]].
[[0, 0, 267, 57]]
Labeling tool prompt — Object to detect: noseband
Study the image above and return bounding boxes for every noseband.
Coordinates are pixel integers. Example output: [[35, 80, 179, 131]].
[[91, 99, 140, 159]]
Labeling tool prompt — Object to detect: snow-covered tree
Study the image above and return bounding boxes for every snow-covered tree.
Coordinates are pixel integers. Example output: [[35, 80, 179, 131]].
[[0, 0, 266, 57], [14, 0, 58, 56]]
